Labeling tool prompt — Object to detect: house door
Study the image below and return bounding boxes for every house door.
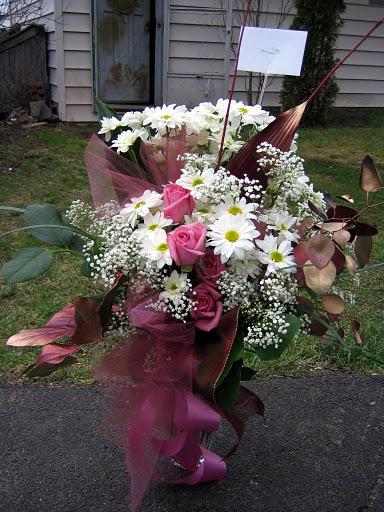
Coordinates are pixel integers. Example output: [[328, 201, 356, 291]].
[[95, 0, 155, 105]]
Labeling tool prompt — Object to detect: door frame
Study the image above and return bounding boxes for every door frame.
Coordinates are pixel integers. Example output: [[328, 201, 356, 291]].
[[91, 0, 164, 110]]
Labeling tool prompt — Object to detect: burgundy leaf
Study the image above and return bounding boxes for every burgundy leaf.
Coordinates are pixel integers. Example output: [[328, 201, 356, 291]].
[[71, 297, 103, 345], [294, 242, 308, 265], [99, 272, 125, 330], [331, 245, 346, 274], [354, 222, 378, 237], [306, 234, 335, 269], [227, 102, 307, 181], [296, 217, 314, 237], [326, 205, 358, 221], [36, 343, 79, 365], [296, 296, 314, 315], [7, 305, 76, 347], [309, 315, 329, 336], [308, 200, 327, 220]]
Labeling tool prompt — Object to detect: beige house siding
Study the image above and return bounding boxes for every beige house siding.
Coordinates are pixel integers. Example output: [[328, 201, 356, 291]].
[[164, 0, 384, 108], [13, 0, 384, 120]]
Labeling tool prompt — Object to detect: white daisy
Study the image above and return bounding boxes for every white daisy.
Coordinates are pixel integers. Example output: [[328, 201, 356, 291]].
[[133, 211, 172, 240], [267, 211, 299, 242], [212, 196, 258, 221], [229, 254, 261, 278], [176, 167, 215, 198], [142, 104, 187, 135], [207, 214, 260, 263], [120, 111, 144, 129], [159, 270, 190, 304], [140, 229, 172, 269], [185, 200, 216, 224], [98, 116, 121, 142], [111, 128, 148, 154], [120, 190, 163, 227], [255, 235, 295, 276]]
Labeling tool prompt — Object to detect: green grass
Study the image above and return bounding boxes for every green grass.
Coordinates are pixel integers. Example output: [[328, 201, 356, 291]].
[[0, 113, 383, 384]]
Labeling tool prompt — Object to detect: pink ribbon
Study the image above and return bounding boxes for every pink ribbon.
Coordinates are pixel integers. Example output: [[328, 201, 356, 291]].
[[94, 292, 227, 511]]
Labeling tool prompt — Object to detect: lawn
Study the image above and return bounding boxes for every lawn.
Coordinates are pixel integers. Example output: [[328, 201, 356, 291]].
[[0, 110, 383, 383]]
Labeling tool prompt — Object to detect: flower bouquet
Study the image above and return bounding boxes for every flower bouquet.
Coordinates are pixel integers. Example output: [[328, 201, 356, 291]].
[[2, 20, 383, 512]]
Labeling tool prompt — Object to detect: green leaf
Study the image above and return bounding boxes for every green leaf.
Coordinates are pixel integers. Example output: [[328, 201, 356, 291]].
[[95, 97, 118, 120], [216, 330, 244, 387], [254, 314, 301, 361], [2, 247, 53, 283], [0, 223, 95, 241], [215, 360, 241, 412], [24, 204, 73, 247], [68, 235, 86, 254], [0, 205, 25, 213], [80, 259, 92, 278]]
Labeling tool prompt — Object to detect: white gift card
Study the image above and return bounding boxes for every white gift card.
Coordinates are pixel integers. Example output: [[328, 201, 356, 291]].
[[237, 27, 308, 76]]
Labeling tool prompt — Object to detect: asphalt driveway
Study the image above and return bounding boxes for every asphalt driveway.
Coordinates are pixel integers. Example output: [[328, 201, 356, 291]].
[[1, 375, 383, 512]]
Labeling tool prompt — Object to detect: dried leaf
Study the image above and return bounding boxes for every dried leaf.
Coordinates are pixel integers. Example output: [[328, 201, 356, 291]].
[[351, 320, 364, 346], [306, 234, 335, 269], [336, 194, 354, 204], [360, 155, 382, 193], [317, 221, 346, 233], [322, 294, 345, 315], [345, 255, 357, 275], [303, 260, 337, 295], [354, 236, 373, 268], [333, 229, 351, 248]]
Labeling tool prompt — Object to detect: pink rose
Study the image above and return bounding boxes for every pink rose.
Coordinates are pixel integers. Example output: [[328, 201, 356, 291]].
[[163, 184, 195, 223], [168, 222, 206, 267], [195, 249, 225, 285], [190, 283, 223, 332]]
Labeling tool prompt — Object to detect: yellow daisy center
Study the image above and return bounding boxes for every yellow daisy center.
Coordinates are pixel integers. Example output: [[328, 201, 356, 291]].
[[239, 107, 249, 113], [161, 114, 172, 120], [134, 201, 146, 209], [271, 251, 284, 263], [148, 224, 158, 231], [280, 224, 287, 231], [157, 243, 168, 252], [225, 230, 240, 243], [192, 177, 204, 186], [228, 205, 243, 215]]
